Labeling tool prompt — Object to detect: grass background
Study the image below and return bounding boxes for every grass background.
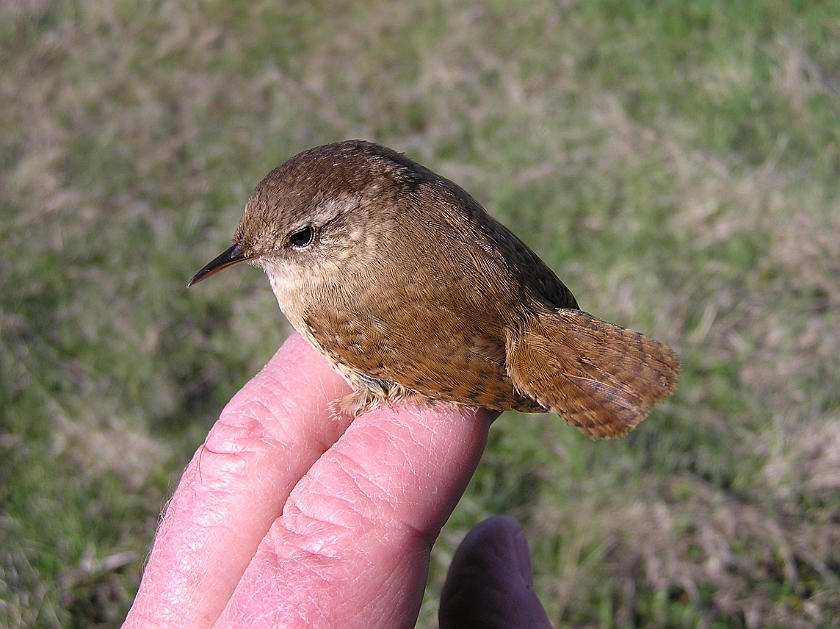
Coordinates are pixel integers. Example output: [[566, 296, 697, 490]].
[[2, 0, 840, 626]]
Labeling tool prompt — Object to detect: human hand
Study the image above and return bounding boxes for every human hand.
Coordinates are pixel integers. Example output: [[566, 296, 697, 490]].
[[123, 333, 550, 628]]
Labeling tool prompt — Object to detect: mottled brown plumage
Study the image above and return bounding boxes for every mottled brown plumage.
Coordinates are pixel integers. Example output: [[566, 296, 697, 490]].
[[189, 140, 680, 439]]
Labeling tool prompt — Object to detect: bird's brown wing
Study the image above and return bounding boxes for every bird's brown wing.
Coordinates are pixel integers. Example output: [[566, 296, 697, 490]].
[[301, 266, 546, 414], [300, 177, 592, 416]]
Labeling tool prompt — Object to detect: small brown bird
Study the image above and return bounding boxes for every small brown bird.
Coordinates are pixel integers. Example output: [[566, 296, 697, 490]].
[[189, 140, 680, 439]]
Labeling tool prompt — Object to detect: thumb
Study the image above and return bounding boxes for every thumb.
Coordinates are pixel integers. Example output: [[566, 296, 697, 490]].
[[440, 516, 553, 629]]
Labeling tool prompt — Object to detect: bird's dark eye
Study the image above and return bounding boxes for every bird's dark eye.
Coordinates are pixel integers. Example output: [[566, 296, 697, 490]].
[[289, 226, 314, 248]]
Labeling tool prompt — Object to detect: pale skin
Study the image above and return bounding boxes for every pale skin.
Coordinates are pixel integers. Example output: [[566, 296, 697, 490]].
[[122, 333, 551, 629]]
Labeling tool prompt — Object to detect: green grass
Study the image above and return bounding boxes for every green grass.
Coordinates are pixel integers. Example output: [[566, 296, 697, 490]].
[[3, 0, 840, 626]]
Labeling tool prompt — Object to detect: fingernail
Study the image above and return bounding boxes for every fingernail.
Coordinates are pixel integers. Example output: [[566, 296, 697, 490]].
[[513, 527, 534, 587]]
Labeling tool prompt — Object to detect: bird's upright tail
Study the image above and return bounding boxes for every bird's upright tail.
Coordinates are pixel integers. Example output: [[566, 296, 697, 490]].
[[506, 309, 681, 439]]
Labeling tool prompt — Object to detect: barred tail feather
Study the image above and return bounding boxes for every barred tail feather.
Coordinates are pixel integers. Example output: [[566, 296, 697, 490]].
[[506, 309, 680, 439]]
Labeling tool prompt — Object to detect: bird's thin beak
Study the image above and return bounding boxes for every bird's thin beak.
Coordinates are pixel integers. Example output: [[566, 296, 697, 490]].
[[187, 242, 256, 288]]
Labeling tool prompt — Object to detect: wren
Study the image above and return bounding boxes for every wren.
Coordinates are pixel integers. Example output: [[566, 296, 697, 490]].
[[189, 140, 680, 439]]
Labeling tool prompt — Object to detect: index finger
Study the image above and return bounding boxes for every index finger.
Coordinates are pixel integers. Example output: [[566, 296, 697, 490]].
[[124, 333, 354, 629]]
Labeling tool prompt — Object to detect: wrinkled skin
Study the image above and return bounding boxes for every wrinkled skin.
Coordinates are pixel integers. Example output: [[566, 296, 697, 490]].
[[122, 334, 550, 629]]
